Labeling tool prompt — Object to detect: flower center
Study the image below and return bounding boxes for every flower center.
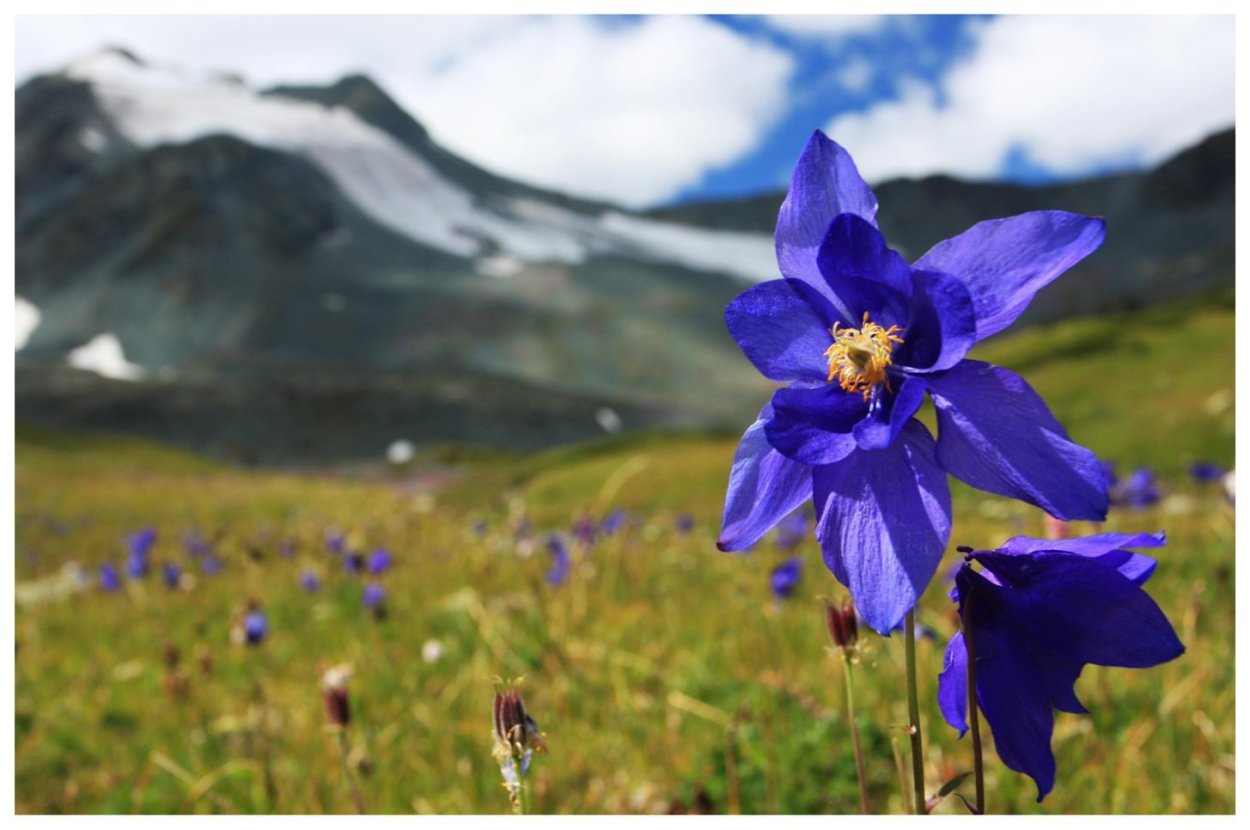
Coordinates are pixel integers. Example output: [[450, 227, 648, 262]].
[[824, 312, 905, 400]]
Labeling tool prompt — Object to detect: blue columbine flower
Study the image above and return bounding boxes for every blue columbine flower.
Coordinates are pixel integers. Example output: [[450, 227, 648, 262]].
[[100, 563, 121, 592], [718, 131, 1109, 634], [770, 557, 803, 599], [936, 532, 1184, 800], [368, 548, 392, 574], [545, 535, 571, 586]]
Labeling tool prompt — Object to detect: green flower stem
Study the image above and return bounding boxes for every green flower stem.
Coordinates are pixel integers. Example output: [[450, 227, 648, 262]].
[[904, 610, 927, 815], [962, 592, 986, 814], [842, 653, 870, 814]]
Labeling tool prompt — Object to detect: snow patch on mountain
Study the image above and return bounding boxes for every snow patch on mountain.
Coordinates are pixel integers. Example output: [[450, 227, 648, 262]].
[[15, 297, 41, 350], [63, 50, 775, 282], [67, 333, 146, 381]]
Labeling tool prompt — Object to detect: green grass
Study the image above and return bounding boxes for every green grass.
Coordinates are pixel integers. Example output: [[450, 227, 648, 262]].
[[15, 301, 1235, 814]]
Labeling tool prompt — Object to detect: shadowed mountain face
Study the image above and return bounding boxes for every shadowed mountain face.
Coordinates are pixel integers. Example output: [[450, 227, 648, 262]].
[[15, 49, 1234, 464]]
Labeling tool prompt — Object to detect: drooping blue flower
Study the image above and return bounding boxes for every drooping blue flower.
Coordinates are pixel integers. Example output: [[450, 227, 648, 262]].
[[244, 610, 268, 646], [368, 548, 392, 574], [718, 131, 1108, 634], [770, 557, 803, 599], [299, 570, 321, 593], [99, 563, 121, 592], [1190, 461, 1226, 483], [545, 535, 571, 586], [936, 532, 1183, 800], [162, 561, 181, 589]]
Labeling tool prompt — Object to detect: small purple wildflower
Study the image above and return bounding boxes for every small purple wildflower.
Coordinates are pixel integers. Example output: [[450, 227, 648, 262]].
[[770, 557, 803, 599], [600, 510, 628, 536], [182, 529, 211, 558], [162, 561, 181, 589], [545, 535, 571, 586], [299, 570, 321, 593], [363, 583, 386, 609], [1120, 467, 1161, 509], [325, 529, 345, 555], [100, 563, 121, 592], [244, 610, 268, 646], [201, 553, 223, 575], [1190, 461, 1227, 483], [571, 516, 597, 548], [368, 548, 392, 574], [675, 513, 696, 534], [344, 552, 365, 575]]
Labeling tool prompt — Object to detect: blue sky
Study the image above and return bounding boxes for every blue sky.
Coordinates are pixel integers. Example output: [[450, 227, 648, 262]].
[[15, 14, 1235, 208]]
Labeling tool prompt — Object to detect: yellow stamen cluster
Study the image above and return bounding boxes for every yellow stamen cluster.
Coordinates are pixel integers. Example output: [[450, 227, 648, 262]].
[[824, 312, 905, 400]]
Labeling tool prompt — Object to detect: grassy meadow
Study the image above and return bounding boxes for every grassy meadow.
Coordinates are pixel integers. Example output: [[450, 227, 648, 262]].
[[14, 298, 1235, 814]]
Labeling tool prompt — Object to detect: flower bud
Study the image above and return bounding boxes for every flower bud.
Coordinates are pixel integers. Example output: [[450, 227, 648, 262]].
[[321, 663, 352, 728], [826, 599, 858, 651]]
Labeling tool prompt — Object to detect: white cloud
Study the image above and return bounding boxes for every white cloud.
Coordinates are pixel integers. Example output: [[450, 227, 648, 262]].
[[763, 15, 888, 39], [825, 15, 1234, 183], [390, 16, 793, 206], [17, 15, 793, 207]]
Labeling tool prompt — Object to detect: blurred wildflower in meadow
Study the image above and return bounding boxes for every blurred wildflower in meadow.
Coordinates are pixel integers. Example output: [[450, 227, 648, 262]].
[[367, 548, 392, 574], [299, 569, 321, 593], [126, 527, 156, 578], [363, 583, 386, 619], [600, 510, 628, 536], [1190, 461, 1227, 483], [718, 130, 1107, 633], [675, 513, 696, 534], [545, 535, 571, 587], [325, 529, 345, 554], [770, 557, 803, 600], [99, 562, 120, 592], [939, 533, 1183, 801], [236, 604, 268, 647], [162, 561, 181, 589], [774, 508, 809, 551]]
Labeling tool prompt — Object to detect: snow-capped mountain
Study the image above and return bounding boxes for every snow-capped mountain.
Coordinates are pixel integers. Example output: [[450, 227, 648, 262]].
[[16, 48, 778, 460]]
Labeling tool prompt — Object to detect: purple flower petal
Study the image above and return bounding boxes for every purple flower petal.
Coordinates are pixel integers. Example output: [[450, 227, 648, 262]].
[[928, 361, 1108, 521], [724, 280, 834, 383], [893, 269, 977, 373], [812, 421, 951, 634], [937, 631, 968, 735], [718, 405, 813, 552], [915, 211, 1105, 342], [975, 550, 1185, 669], [815, 213, 912, 326], [765, 383, 864, 465], [851, 375, 928, 451], [963, 577, 1057, 802], [775, 131, 878, 312], [1000, 531, 1166, 585]]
